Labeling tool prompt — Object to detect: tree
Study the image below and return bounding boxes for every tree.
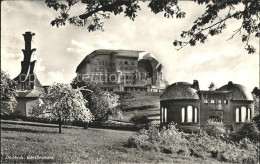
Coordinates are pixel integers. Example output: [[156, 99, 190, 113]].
[[45, 0, 259, 54], [71, 78, 122, 122], [208, 82, 217, 91], [32, 83, 92, 133], [1, 70, 18, 114]]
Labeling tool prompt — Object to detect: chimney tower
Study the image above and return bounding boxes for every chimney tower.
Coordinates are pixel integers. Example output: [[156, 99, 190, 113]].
[[14, 32, 41, 90]]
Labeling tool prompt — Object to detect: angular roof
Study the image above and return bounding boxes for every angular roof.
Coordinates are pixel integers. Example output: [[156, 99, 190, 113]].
[[17, 86, 44, 98], [76, 49, 144, 72], [217, 82, 253, 101], [161, 82, 200, 101]]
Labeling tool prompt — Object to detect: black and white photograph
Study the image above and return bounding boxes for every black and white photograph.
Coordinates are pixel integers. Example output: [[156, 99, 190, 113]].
[[1, 0, 259, 163]]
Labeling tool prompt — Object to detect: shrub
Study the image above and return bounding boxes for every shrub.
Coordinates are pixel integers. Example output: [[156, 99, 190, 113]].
[[127, 122, 258, 163], [232, 122, 260, 143], [126, 123, 188, 154], [130, 115, 150, 125], [203, 119, 227, 137]]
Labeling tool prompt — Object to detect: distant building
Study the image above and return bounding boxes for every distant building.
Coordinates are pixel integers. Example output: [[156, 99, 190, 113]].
[[160, 80, 254, 130], [76, 49, 168, 92], [11, 32, 44, 116]]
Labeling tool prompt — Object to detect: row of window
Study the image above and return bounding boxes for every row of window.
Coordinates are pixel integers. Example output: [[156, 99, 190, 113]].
[[161, 105, 252, 124], [236, 107, 251, 123], [181, 106, 198, 123], [161, 106, 198, 123], [203, 99, 228, 104]]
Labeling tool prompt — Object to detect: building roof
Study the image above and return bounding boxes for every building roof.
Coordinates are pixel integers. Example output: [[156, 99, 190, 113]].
[[160, 82, 200, 101], [76, 49, 145, 72], [17, 87, 44, 98], [217, 81, 253, 101]]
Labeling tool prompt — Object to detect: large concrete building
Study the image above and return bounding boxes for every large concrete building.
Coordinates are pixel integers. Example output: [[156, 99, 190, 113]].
[[76, 49, 168, 92], [160, 80, 254, 130]]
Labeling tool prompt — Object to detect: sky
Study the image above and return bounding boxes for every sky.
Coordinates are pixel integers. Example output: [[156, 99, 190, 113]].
[[1, 1, 259, 91]]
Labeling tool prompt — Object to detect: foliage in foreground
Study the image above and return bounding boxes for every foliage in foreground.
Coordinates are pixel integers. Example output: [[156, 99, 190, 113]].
[[126, 123, 258, 163], [32, 83, 92, 133], [1, 70, 18, 114], [71, 79, 122, 122]]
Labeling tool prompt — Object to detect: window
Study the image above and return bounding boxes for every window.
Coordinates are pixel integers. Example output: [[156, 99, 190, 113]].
[[204, 100, 208, 104], [161, 107, 167, 123], [211, 100, 215, 104], [187, 106, 193, 122], [218, 100, 222, 104], [164, 108, 167, 123], [236, 106, 251, 123], [181, 105, 198, 123], [223, 100, 228, 104], [125, 61, 128, 65], [194, 107, 198, 123], [132, 61, 135, 66]]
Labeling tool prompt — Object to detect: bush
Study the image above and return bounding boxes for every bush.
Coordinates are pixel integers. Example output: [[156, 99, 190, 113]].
[[232, 122, 260, 143], [126, 123, 188, 154], [130, 115, 150, 125], [203, 119, 227, 137], [126, 122, 258, 163]]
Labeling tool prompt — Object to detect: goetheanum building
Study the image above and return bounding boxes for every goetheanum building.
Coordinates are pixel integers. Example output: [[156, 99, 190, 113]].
[[76, 49, 168, 92], [160, 80, 254, 130]]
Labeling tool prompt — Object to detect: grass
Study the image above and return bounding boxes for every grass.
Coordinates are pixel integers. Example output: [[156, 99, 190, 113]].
[[114, 91, 161, 123], [1, 123, 223, 163]]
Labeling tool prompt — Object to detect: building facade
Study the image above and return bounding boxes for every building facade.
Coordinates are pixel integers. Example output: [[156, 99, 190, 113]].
[[76, 49, 168, 92], [160, 80, 254, 130]]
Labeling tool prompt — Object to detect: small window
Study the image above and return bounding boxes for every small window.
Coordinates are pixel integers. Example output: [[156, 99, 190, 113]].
[[211, 100, 215, 104], [218, 100, 222, 104], [224, 100, 228, 104], [204, 100, 208, 104], [132, 61, 135, 66], [125, 61, 128, 65]]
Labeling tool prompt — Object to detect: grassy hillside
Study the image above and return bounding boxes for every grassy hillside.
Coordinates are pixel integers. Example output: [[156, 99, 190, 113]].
[[1, 123, 222, 163], [115, 91, 162, 123]]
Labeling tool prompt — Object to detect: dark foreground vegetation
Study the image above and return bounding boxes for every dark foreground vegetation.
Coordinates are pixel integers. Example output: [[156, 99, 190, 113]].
[[127, 121, 259, 164]]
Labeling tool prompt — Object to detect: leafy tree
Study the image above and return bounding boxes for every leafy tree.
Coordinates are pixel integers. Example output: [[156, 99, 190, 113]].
[[71, 78, 121, 122], [208, 82, 217, 91], [45, 0, 259, 54], [1, 70, 18, 114], [32, 83, 92, 133]]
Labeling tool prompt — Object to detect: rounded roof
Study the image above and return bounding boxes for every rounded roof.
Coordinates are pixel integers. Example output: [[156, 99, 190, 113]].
[[161, 82, 199, 101], [218, 82, 253, 101]]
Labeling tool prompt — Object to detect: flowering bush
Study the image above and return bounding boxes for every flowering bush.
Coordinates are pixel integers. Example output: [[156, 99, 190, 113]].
[[127, 122, 258, 163]]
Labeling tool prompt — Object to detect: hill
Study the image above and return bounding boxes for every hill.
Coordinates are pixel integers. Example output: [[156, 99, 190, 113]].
[[1, 123, 221, 163], [114, 91, 162, 123]]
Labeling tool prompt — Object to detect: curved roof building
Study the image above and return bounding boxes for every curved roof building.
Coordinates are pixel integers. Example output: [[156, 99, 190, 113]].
[[160, 80, 254, 131]]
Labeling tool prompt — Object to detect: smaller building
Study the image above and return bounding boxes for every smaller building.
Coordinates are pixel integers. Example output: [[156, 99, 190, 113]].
[[11, 32, 44, 116], [160, 80, 254, 130]]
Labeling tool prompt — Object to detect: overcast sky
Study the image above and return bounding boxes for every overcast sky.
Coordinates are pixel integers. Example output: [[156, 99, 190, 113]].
[[1, 1, 259, 91]]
